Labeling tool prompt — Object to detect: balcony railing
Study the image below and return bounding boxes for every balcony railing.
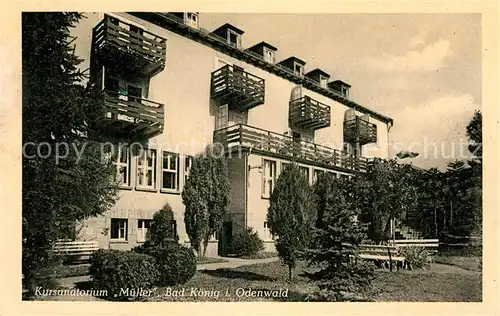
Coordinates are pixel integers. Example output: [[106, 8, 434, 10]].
[[344, 118, 377, 145], [92, 16, 167, 77], [214, 124, 370, 172], [100, 90, 164, 138], [289, 96, 331, 130], [210, 65, 265, 111]]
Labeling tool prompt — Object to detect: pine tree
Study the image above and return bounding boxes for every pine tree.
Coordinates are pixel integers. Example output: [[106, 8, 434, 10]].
[[305, 173, 374, 301], [267, 163, 316, 280], [22, 12, 118, 294], [182, 145, 230, 258]]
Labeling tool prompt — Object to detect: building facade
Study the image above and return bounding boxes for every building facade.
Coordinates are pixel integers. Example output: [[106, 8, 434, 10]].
[[72, 12, 394, 255]]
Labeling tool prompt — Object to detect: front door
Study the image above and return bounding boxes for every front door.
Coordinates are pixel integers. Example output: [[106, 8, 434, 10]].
[[219, 221, 233, 256]]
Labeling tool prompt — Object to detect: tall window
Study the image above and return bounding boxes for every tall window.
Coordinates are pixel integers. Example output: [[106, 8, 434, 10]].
[[299, 166, 310, 182], [262, 159, 277, 198], [313, 169, 324, 184], [110, 218, 127, 241], [111, 145, 130, 186], [263, 47, 275, 63], [184, 156, 193, 184], [294, 63, 304, 76], [319, 76, 328, 88], [137, 149, 157, 189], [161, 151, 179, 191], [137, 219, 152, 242], [215, 104, 228, 130], [264, 221, 274, 240]]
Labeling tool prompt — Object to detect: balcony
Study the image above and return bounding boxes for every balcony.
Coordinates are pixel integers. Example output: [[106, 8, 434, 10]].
[[289, 96, 331, 130], [98, 90, 164, 139], [91, 16, 167, 77], [210, 65, 265, 111], [214, 124, 370, 172], [343, 118, 377, 145]]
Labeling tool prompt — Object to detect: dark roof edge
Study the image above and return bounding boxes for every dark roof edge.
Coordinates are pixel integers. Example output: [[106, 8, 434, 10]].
[[247, 41, 278, 51], [126, 12, 394, 126]]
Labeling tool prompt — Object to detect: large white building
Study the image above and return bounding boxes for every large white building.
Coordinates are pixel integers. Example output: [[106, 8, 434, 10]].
[[72, 12, 393, 256]]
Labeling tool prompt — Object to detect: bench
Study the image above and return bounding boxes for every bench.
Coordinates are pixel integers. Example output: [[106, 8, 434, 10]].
[[394, 239, 439, 254], [357, 244, 405, 271], [53, 240, 100, 262]]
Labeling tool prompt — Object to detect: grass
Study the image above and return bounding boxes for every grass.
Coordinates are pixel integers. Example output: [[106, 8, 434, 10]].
[[434, 256, 482, 272], [369, 269, 481, 302], [197, 257, 229, 264], [239, 251, 279, 260], [50, 264, 91, 278], [144, 259, 481, 302]]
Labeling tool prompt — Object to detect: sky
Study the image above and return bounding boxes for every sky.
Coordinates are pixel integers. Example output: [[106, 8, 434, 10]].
[[199, 13, 482, 170]]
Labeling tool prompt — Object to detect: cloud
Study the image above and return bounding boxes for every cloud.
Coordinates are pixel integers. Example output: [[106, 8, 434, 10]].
[[389, 94, 480, 169], [363, 39, 452, 73], [408, 26, 431, 48]]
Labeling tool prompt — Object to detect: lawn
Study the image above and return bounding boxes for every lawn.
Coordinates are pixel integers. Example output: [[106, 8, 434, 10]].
[[145, 260, 481, 302], [434, 256, 482, 272]]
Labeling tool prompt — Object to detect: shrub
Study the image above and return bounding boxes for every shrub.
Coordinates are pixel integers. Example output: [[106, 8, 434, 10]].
[[231, 227, 265, 257], [149, 203, 179, 246], [89, 249, 158, 300], [399, 246, 434, 270], [132, 242, 197, 286]]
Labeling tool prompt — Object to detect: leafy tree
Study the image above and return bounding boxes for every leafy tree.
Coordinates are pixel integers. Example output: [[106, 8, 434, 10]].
[[355, 159, 414, 243], [305, 173, 374, 301], [466, 110, 482, 159], [267, 163, 316, 280], [148, 203, 179, 247], [22, 12, 118, 295], [182, 145, 230, 258]]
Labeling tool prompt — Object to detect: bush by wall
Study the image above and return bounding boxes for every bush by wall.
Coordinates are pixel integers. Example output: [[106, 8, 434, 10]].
[[231, 227, 264, 257], [89, 249, 158, 300], [398, 246, 434, 270], [132, 242, 196, 286]]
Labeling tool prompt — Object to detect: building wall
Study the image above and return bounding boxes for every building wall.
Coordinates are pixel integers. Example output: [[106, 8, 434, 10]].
[[71, 12, 390, 254]]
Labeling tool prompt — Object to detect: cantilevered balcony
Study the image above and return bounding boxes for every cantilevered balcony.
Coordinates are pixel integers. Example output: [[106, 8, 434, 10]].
[[98, 90, 164, 139], [343, 117, 377, 145], [210, 65, 265, 111], [214, 124, 370, 172], [91, 16, 167, 77], [289, 96, 331, 130]]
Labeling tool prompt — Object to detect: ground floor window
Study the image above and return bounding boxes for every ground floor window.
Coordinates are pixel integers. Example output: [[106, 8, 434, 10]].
[[264, 221, 274, 240], [137, 219, 152, 242], [110, 218, 128, 241]]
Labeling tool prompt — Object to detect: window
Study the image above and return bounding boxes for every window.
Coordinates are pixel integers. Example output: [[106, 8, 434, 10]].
[[341, 86, 349, 98], [112, 145, 130, 186], [228, 30, 241, 48], [262, 160, 277, 198], [264, 221, 274, 240], [185, 12, 199, 28], [170, 220, 178, 239], [313, 169, 324, 184], [299, 166, 310, 181], [137, 149, 157, 189], [319, 76, 328, 88], [161, 151, 179, 191], [105, 75, 119, 92], [215, 104, 228, 130], [110, 218, 128, 241], [263, 47, 275, 63], [184, 156, 193, 184], [137, 219, 152, 242], [294, 63, 304, 76]]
